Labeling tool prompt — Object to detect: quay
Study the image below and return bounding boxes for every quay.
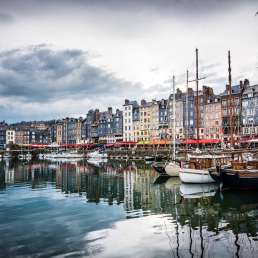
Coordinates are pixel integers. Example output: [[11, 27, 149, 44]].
[[1, 145, 258, 161]]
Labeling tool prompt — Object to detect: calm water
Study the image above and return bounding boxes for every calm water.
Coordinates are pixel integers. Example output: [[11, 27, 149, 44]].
[[0, 159, 258, 258]]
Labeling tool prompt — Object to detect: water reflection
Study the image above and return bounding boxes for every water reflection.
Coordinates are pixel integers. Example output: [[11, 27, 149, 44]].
[[0, 159, 257, 258]]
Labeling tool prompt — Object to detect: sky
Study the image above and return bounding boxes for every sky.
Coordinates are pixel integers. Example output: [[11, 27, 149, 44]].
[[0, 0, 257, 122]]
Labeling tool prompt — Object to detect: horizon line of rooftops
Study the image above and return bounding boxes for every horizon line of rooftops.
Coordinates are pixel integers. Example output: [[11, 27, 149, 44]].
[[1, 78, 258, 126]]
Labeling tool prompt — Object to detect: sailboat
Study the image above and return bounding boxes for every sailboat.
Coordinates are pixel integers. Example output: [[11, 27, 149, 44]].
[[179, 49, 232, 183], [164, 76, 180, 176]]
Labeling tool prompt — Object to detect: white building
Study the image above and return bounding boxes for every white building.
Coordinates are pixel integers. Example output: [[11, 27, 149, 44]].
[[123, 99, 139, 142], [6, 129, 16, 144]]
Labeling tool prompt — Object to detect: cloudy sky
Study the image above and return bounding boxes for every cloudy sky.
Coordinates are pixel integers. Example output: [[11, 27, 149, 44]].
[[0, 0, 257, 122]]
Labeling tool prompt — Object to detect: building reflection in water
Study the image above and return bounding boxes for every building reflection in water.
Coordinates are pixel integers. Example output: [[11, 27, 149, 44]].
[[0, 159, 257, 257]]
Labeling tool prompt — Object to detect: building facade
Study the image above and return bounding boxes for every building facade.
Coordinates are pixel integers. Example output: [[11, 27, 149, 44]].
[[241, 82, 258, 137], [221, 82, 245, 143], [203, 95, 222, 140]]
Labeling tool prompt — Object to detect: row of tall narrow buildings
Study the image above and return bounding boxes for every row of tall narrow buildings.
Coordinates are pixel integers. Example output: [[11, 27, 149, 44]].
[[0, 79, 257, 147]]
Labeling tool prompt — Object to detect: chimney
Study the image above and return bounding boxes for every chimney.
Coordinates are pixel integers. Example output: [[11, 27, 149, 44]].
[[141, 99, 146, 106], [240, 80, 243, 88], [108, 107, 112, 114], [124, 99, 129, 105], [244, 78, 250, 88]]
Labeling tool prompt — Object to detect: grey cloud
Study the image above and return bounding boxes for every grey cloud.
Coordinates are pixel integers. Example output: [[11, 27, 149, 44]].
[[0, 45, 143, 102], [0, 12, 14, 23], [0, 0, 256, 18]]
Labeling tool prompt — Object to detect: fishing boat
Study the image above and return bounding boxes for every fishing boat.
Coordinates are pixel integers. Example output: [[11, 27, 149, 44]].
[[164, 161, 180, 177], [209, 160, 258, 190], [153, 76, 180, 177], [179, 154, 231, 184], [39, 151, 84, 160], [87, 150, 108, 159]]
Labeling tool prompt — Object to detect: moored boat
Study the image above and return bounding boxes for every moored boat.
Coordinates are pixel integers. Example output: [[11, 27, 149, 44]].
[[87, 150, 108, 159], [39, 151, 84, 160], [164, 161, 180, 177], [179, 155, 231, 184], [209, 160, 258, 190]]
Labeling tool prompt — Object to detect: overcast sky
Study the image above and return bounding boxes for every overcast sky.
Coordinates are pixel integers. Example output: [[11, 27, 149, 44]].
[[0, 0, 258, 122]]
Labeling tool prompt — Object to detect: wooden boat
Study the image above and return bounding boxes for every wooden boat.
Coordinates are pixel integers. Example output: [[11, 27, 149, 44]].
[[179, 155, 231, 184], [209, 160, 258, 190]]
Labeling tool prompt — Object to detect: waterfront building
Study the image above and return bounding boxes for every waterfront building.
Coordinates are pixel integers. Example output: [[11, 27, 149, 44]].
[[138, 99, 152, 142], [98, 107, 114, 143], [0, 122, 8, 148], [241, 82, 258, 137], [183, 88, 195, 139], [194, 86, 214, 139], [61, 118, 82, 144], [111, 109, 123, 143], [149, 100, 159, 141], [168, 89, 184, 140], [123, 99, 139, 142], [6, 129, 16, 145], [203, 95, 222, 140], [221, 81, 245, 143], [81, 109, 100, 142], [56, 123, 63, 145], [158, 99, 169, 139], [15, 130, 30, 145]]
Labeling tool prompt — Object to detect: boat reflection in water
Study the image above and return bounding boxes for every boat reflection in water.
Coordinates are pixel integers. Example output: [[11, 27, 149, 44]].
[[0, 159, 257, 258], [179, 183, 219, 199]]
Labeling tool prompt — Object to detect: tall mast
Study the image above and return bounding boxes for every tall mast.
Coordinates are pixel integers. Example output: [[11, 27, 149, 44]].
[[228, 50, 234, 147], [196, 48, 199, 146], [173, 75, 176, 161], [186, 70, 189, 141]]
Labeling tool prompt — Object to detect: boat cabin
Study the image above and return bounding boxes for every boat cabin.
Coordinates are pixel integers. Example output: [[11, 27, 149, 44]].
[[187, 155, 231, 170]]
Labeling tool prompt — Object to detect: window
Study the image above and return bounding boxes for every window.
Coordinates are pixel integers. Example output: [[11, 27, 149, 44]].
[[244, 127, 249, 134]]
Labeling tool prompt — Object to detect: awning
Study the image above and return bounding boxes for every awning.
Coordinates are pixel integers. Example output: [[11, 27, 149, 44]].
[[114, 141, 137, 147], [149, 140, 172, 145], [137, 140, 150, 145], [181, 139, 221, 144], [240, 138, 258, 143]]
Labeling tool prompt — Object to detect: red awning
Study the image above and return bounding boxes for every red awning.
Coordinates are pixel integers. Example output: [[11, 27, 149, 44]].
[[114, 141, 137, 147], [181, 139, 221, 144], [181, 139, 198, 144], [198, 139, 221, 144]]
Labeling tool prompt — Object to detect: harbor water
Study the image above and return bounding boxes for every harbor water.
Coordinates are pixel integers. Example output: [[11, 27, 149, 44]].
[[0, 159, 257, 258]]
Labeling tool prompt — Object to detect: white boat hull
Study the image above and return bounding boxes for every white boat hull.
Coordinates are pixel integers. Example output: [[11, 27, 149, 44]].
[[164, 162, 180, 177], [40, 152, 84, 160], [87, 151, 108, 159], [179, 168, 215, 183]]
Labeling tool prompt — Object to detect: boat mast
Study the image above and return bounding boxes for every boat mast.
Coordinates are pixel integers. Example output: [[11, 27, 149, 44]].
[[186, 70, 189, 144], [173, 75, 176, 161], [228, 50, 234, 147], [196, 48, 200, 148]]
